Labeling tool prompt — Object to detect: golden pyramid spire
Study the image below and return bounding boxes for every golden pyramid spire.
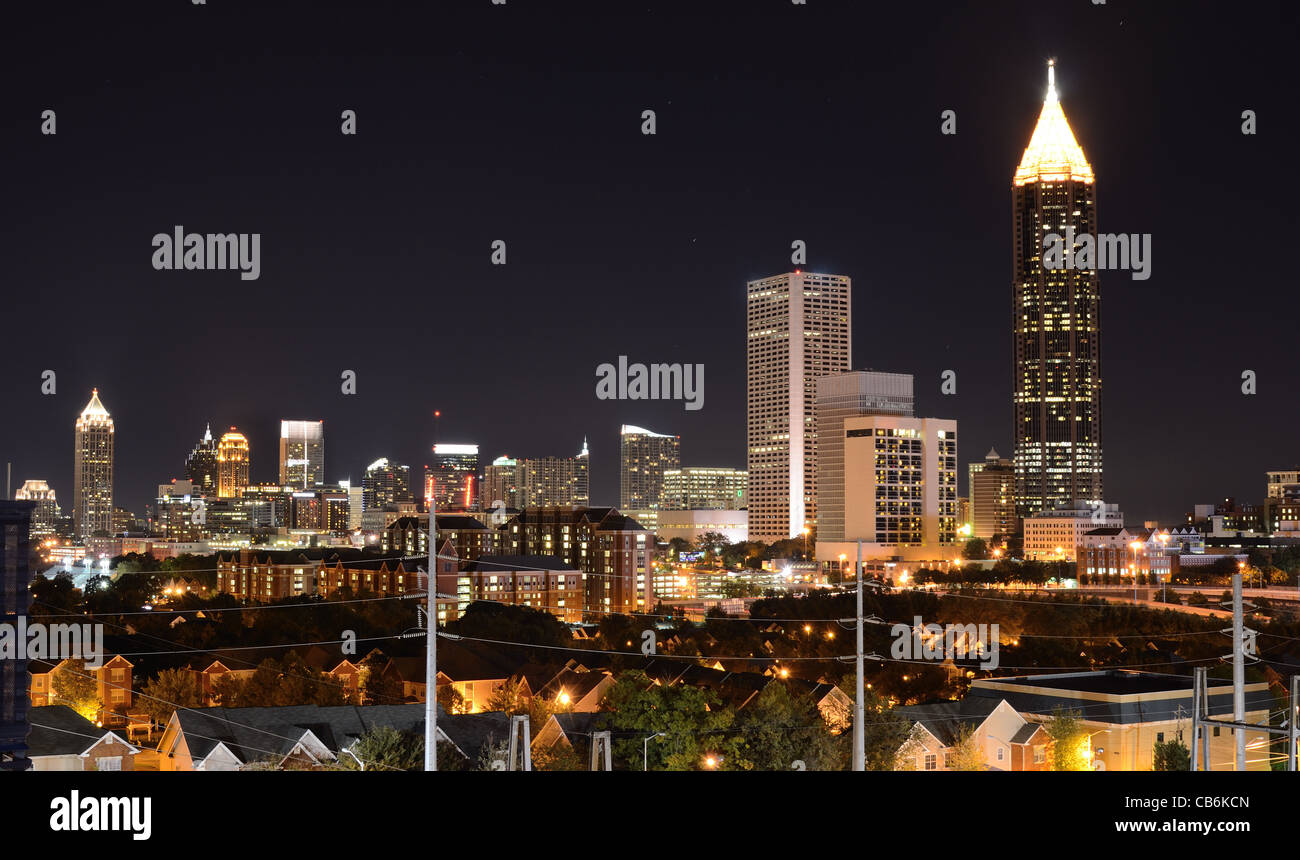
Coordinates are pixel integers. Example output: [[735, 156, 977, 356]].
[[1013, 59, 1094, 186]]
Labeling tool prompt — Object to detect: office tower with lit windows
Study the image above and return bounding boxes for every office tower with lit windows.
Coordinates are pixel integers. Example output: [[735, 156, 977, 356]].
[[1, 501, 35, 770], [747, 271, 852, 542], [424, 444, 479, 511], [13, 480, 60, 537], [1012, 60, 1103, 517], [186, 424, 219, 495], [525, 439, 591, 507], [362, 458, 413, 509], [661, 467, 748, 511], [483, 457, 525, 510], [969, 448, 1017, 540], [619, 425, 680, 512], [814, 371, 915, 543], [816, 416, 958, 563], [73, 389, 114, 538], [279, 419, 325, 488], [217, 428, 251, 498]]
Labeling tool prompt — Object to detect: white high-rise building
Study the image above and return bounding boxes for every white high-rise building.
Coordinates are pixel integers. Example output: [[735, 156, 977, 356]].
[[279, 419, 325, 488], [14, 480, 60, 537], [746, 271, 851, 542]]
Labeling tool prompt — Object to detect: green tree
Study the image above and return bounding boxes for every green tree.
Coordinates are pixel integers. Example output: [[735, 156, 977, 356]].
[[667, 537, 691, 561], [437, 685, 467, 715], [340, 726, 424, 772], [358, 656, 405, 706], [696, 531, 729, 569], [945, 723, 986, 771], [962, 538, 989, 561], [485, 676, 530, 714], [1044, 709, 1090, 771], [596, 670, 741, 770], [729, 681, 845, 770], [138, 668, 205, 728], [1153, 737, 1190, 771], [52, 659, 101, 721]]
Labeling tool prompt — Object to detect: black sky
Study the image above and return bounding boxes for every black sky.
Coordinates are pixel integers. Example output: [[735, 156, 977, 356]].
[[2, 0, 1296, 527]]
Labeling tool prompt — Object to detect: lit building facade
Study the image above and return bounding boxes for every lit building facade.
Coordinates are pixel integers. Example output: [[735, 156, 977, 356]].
[[747, 271, 852, 542], [969, 448, 1017, 540], [424, 444, 479, 511], [185, 424, 219, 496], [656, 509, 748, 546], [14, 480, 60, 537], [661, 467, 748, 511], [73, 389, 114, 538], [216, 428, 251, 499], [482, 457, 525, 510], [618, 426, 679, 512], [0, 502, 35, 770], [499, 506, 653, 614], [524, 440, 591, 507], [361, 458, 413, 510], [814, 371, 914, 542], [1023, 502, 1122, 562], [279, 420, 325, 488], [1012, 61, 1103, 517], [1266, 470, 1300, 500], [816, 416, 958, 563]]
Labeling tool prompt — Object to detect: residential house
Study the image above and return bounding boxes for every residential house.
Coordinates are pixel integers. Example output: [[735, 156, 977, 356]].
[[25, 705, 140, 771]]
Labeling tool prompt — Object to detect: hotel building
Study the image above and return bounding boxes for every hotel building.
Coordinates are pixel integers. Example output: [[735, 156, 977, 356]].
[[816, 415, 958, 563]]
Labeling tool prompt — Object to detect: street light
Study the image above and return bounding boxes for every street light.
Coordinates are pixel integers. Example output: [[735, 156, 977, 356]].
[[802, 524, 811, 560], [339, 747, 366, 771], [644, 732, 666, 771], [703, 754, 722, 770]]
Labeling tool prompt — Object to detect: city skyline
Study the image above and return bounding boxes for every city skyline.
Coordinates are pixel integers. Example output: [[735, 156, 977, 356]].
[[2, 2, 1294, 529]]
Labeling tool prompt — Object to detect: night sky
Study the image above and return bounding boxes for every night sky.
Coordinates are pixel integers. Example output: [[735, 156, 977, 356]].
[[3, 0, 1295, 527]]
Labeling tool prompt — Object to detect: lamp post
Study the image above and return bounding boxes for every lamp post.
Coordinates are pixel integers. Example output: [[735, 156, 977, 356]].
[[643, 732, 665, 771], [802, 524, 811, 561], [1129, 540, 1142, 602]]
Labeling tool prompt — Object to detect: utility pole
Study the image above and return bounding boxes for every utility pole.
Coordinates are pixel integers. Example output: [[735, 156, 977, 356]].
[[1232, 571, 1245, 771], [425, 496, 438, 772], [853, 540, 865, 772], [1290, 675, 1299, 773]]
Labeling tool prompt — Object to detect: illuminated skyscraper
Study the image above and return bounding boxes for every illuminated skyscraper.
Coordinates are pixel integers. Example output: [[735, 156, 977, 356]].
[[525, 439, 591, 507], [13, 480, 60, 537], [73, 389, 114, 538], [217, 428, 251, 499], [424, 444, 479, 511], [1012, 60, 1102, 517], [619, 425, 679, 512], [279, 419, 325, 488], [483, 457, 525, 510], [969, 448, 1017, 540], [362, 458, 413, 509], [186, 423, 219, 495], [813, 371, 914, 543], [746, 271, 852, 542]]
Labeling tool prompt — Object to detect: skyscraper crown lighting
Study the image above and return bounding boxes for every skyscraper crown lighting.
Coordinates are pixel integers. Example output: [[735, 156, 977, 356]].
[[1013, 60, 1094, 187]]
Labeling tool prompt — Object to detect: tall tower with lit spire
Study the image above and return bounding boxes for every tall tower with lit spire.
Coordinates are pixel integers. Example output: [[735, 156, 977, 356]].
[[1012, 60, 1102, 518], [73, 388, 114, 538], [186, 423, 220, 495]]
